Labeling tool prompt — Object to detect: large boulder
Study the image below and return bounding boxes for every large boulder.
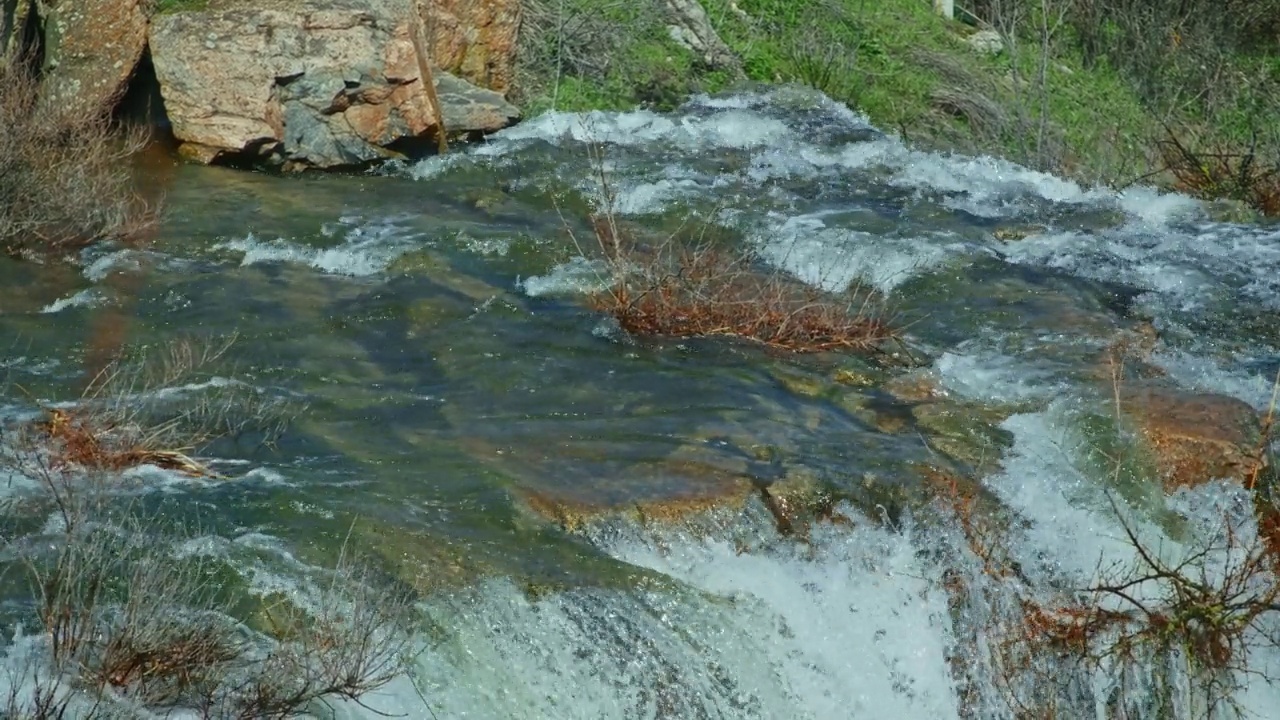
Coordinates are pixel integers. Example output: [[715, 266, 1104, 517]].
[[417, 0, 519, 95], [149, 0, 519, 169], [34, 0, 148, 116], [1119, 385, 1266, 490]]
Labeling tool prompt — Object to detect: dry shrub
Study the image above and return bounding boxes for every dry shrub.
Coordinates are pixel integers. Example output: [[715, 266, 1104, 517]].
[[931, 383, 1280, 719], [2, 336, 414, 719], [1, 335, 295, 526], [212, 552, 418, 720], [0, 55, 156, 258], [1158, 128, 1280, 216], [25, 519, 248, 710], [563, 146, 896, 355], [11, 519, 418, 719]]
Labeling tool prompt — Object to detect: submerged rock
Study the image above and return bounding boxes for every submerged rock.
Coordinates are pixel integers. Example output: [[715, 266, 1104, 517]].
[[991, 224, 1046, 243], [1119, 385, 1266, 490], [149, 0, 519, 169]]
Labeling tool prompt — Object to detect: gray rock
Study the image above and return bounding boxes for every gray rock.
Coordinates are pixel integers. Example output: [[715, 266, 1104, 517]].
[[150, 0, 519, 169], [14, 0, 148, 116], [966, 29, 1004, 56], [662, 0, 742, 74], [435, 69, 520, 136]]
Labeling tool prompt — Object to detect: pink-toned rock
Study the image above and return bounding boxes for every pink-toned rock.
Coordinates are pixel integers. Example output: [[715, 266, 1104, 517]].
[[41, 0, 148, 116], [417, 0, 520, 94], [1120, 385, 1266, 490], [150, 0, 518, 169]]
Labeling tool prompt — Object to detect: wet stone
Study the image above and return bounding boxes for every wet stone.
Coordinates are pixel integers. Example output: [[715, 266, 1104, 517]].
[[1118, 384, 1266, 491]]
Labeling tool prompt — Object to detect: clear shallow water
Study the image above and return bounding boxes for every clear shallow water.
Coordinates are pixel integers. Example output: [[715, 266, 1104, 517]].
[[2, 85, 1280, 718]]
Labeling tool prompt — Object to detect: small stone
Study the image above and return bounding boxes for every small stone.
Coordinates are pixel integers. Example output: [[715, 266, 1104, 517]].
[[966, 29, 1004, 56]]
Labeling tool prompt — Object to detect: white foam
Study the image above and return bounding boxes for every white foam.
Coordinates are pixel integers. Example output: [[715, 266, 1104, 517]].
[[973, 405, 1280, 716], [610, 171, 707, 215], [497, 107, 791, 152], [39, 289, 103, 314], [144, 376, 243, 400], [406, 152, 469, 181], [0, 628, 94, 718], [516, 256, 611, 297], [1150, 349, 1280, 412], [1002, 222, 1280, 321], [415, 521, 960, 720], [236, 466, 294, 486], [753, 212, 957, 294], [216, 220, 424, 278], [603, 519, 962, 719], [1115, 185, 1203, 225], [82, 248, 144, 282], [934, 348, 1065, 403], [984, 404, 1163, 585]]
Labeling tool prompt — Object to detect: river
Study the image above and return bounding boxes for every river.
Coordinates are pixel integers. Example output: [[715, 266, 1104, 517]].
[[2, 85, 1279, 719]]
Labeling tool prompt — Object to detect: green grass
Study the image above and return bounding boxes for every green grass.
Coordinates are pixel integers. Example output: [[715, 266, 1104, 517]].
[[698, 0, 1156, 184], [514, 0, 1280, 201], [515, 0, 734, 115]]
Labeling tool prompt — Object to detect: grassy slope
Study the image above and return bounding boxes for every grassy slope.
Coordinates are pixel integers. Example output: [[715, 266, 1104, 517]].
[[509, 0, 1280, 215], [514, 0, 734, 115], [700, 0, 1156, 185], [516, 0, 1164, 190]]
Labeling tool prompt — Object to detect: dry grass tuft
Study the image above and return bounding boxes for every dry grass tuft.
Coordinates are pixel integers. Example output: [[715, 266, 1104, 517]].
[[1, 335, 297, 532], [563, 145, 897, 355], [32, 406, 212, 478], [0, 54, 157, 258]]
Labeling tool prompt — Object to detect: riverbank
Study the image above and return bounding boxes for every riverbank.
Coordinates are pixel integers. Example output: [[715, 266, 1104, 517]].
[[514, 0, 1280, 219]]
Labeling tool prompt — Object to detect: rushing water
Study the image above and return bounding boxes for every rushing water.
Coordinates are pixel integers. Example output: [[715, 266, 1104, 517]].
[[2, 84, 1280, 718]]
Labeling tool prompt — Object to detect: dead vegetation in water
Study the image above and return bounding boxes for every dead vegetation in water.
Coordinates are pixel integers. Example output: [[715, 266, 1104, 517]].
[[0, 310, 422, 715], [1, 335, 295, 521], [3, 517, 419, 720], [559, 144, 899, 356], [1, 333, 290, 479], [1, 337, 416, 718], [929, 372, 1280, 719], [0, 53, 158, 258]]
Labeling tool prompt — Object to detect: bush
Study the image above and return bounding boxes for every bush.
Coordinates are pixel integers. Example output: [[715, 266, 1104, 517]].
[[1, 340, 417, 719], [1157, 126, 1280, 216], [930, 375, 1280, 718], [0, 56, 156, 258], [6, 519, 418, 720], [563, 146, 897, 355]]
